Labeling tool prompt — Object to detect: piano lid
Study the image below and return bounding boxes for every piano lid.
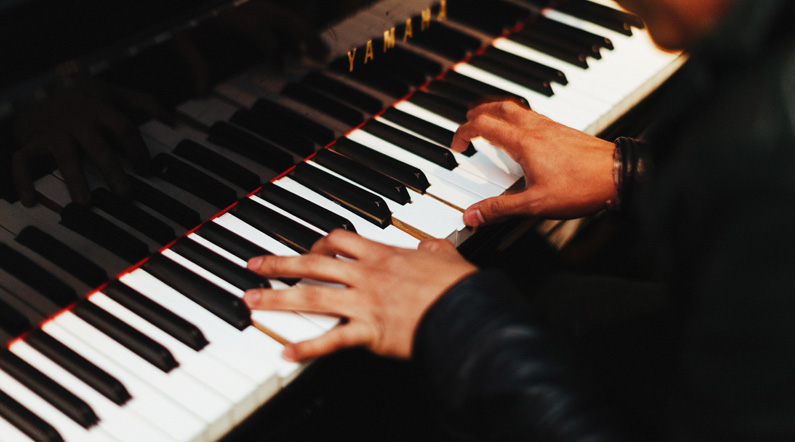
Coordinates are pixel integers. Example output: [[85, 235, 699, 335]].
[[0, 0, 381, 108]]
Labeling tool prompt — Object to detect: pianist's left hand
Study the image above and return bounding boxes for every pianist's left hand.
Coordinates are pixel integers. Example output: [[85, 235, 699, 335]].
[[450, 99, 617, 225], [243, 229, 477, 362]]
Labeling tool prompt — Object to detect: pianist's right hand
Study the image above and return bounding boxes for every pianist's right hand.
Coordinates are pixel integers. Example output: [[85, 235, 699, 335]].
[[450, 99, 617, 226], [244, 229, 478, 362]]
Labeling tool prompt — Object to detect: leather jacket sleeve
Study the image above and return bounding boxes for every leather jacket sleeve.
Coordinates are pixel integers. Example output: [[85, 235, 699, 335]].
[[412, 270, 619, 441]]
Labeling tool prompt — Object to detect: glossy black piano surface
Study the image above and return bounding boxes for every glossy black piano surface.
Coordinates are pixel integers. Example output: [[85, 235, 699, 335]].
[[0, 0, 684, 440]]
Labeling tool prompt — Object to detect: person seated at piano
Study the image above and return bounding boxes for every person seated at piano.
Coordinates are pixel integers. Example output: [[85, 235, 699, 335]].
[[244, 0, 795, 440]]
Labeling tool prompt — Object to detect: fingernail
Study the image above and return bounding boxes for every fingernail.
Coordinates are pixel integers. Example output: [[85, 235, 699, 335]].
[[244, 290, 261, 306], [247, 256, 262, 270], [463, 207, 485, 227], [282, 345, 298, 362]]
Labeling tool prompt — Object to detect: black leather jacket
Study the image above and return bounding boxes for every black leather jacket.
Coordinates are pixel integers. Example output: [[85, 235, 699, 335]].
[[413, 0, 795, 440]]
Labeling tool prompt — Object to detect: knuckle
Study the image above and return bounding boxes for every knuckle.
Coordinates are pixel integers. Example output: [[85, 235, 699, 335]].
[[487, 198, 507, 218]]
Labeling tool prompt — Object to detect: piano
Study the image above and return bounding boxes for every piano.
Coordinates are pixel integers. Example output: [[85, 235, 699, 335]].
[[0, 0, 685, 440]]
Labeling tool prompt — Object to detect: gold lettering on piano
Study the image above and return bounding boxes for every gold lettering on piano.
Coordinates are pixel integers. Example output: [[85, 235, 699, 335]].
[[347, 48, 357, 72], [383, 27, 396, 52], [364, 39, 374, 63], [421, 8, 432, 31], [346, 3, 450, 73], [403, 18, 413, 41]]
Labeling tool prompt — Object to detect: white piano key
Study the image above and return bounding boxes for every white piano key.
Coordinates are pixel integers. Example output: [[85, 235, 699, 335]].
[[161, 248, 327, 344], [353, 128, 507, 200], [213, 214, 301, 258], [346, 130, 488, 209], [375, 115, 522, 189], [248, 195, 328, 235], [52, 311, 232, 441], [0, 415, 36, 442], [8, 341, 173, 442], [307, 161, 468, 242], [188, 233, 249, 268], [41, 321, 206, 442], [119, 269, 296, 391], [492, 38, 624, 105], [452, 63, 595, 131], [88, 292, 261, 425], [393, 101, 459, 132], [273, 177, 421, 249], [0, 368, 115, 442]]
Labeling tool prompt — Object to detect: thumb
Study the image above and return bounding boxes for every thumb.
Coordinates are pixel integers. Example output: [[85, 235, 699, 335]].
[[463, 192, 535, 227]]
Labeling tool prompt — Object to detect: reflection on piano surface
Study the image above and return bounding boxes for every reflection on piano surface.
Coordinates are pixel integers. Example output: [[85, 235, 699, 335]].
[[0, 0, 684, 440]]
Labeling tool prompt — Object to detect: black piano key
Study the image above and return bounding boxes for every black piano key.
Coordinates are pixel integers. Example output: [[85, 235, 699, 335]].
[[0, 296, 31, 340], [468, 55, 554, 96], [171, 238, 270, 291], [207, 121, 297, 172], [173, 139, 262, 192], [289, 163, 392, 229], [424, 80, 485, 108], [409, 90, 469, 124], [71, 300, 178, 373], [381, 108, 454, 147], [555, 0, 637, 35], [14, 226, 107, 288], [250, 100, 336, 146], [509, 31, 590, 68], [302, 72, 384, 114], [60, 202, 150, 264], [103, 281, 208, 352], [440, 71, 530, 105], [531, 15, 614, 50], [515, 25, 601, 60], [130, 177, 201, 230], [142, 254, 252, 330], [281, 83, 365, 127], [258, 182, 356, 233], [481, 46, 568, 85], [152, 153, 238, 210], [0, 287, 44, 333], [195, 223, 301, 286], [91, 188, 176, 245], [198, 222, 273, 262], [231, 198, 323, 254], [363, 118, 459, 170], [0, 351, 98, 429], [0, 387, 64, 442], [26, 329, 131, 406], [0, 244, 78, 308], [228, 110, 317, 158], [330, 137, 430, 193], [313, 149, 410, 205]]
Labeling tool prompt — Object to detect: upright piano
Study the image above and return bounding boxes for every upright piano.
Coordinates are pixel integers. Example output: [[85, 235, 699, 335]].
[[0, 0, 684, 440]]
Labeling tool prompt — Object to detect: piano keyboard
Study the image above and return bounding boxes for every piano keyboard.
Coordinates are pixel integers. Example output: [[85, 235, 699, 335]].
[[0, 1, 684, 440]]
